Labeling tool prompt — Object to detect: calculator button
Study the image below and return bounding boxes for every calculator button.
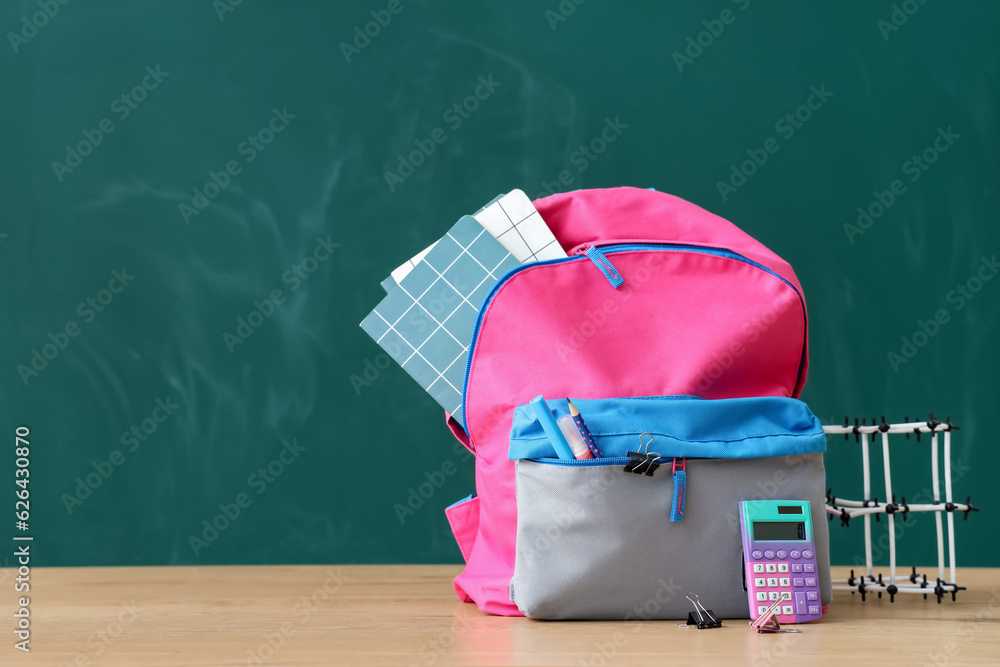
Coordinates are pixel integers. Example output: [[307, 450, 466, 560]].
[[804, 563, 815, 573], [753, 563, 765, 573], [794, 592, 807, 615], [758, 605, 769, 615], [765, 563, 777, 573], [777, 563, 789, 573], [764, 550, 776, 559], [756, 591, 768, 601], [779, 577, 790, 587], [791, 563, 803, 573], [755, 577, 766, 587], [792, 578, 805, 587], [768, 591, 780, 601], [782, 605, 794, 615], [790, 550, 801, 559], [776, 550, 787, 559], [802, 550, 814, 559], [806, 591, 819, 601], [767, 578, 779, 587], [808, 605, 821, 615], [751, 550, 764, 560], [805, 577, 817, 587]]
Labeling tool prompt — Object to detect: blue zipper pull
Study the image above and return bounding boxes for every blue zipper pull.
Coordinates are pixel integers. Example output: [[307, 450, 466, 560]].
[[583, 246, 624, 288], [670, 457, 686, 522]]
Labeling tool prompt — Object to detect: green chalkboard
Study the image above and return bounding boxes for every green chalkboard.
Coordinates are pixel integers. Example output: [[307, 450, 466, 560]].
[[1, 1, 997, 571]]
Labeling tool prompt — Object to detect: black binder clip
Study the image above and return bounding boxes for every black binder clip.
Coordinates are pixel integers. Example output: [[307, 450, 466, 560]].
[[680, 594, 721, 629], [624, 433, 662, 476]]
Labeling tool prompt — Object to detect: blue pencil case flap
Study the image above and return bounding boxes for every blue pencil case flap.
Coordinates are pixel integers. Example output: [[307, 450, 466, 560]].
[[508, 395, 826, 460]]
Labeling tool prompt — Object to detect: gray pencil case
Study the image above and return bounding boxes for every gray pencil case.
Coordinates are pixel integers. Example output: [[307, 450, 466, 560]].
[[507, 394, 832, 620]]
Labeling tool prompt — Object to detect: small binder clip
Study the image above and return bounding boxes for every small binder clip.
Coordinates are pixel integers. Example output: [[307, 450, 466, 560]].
[[679, 594, 721, 629], [750, 594, 801, 634], [624, 433, 661, 476]]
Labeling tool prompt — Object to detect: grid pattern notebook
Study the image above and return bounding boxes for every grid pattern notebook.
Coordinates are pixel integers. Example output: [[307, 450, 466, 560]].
[[384, 242, 437, 292], [382, 189, 564, 292], [360, 215, 520, 427], [474, 189, 565, 263]]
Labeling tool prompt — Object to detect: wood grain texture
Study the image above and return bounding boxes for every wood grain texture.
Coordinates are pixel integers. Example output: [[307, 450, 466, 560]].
[[3, 566, 999, 666]]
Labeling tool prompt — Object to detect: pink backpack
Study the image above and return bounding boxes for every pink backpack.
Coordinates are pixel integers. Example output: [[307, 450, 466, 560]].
[[443, 186, 809, 616]]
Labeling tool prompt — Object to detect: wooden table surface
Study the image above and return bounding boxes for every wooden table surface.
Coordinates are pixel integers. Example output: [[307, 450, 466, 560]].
[[3, 565, 999, 666]]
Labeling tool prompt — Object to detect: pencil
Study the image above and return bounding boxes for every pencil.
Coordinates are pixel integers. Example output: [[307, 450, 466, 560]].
[[566, 399, 602, 458]]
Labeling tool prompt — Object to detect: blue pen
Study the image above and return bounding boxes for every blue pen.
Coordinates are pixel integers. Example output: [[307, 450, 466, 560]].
[[530, 395, 575, 460]]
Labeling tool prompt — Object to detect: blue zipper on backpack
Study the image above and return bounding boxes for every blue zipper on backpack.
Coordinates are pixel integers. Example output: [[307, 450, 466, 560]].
[[461, 242, 807, 433]]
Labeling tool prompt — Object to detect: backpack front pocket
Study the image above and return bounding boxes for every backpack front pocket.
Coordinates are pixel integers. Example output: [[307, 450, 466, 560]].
[[508, 395, 831, 620]]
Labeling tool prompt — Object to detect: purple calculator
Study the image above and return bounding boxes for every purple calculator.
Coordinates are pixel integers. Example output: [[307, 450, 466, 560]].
[[740, 499, 822, 623]]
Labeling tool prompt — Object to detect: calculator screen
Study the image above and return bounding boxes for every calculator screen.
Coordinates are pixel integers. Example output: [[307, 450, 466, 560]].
[[752, 521, 806, 541]]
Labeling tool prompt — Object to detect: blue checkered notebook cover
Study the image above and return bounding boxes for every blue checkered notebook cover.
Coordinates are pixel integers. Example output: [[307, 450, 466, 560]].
[[360, 215, 520, 427]]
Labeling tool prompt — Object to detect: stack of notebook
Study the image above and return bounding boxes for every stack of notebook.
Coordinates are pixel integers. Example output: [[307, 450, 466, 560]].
[[360, 189, 565, 427]]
